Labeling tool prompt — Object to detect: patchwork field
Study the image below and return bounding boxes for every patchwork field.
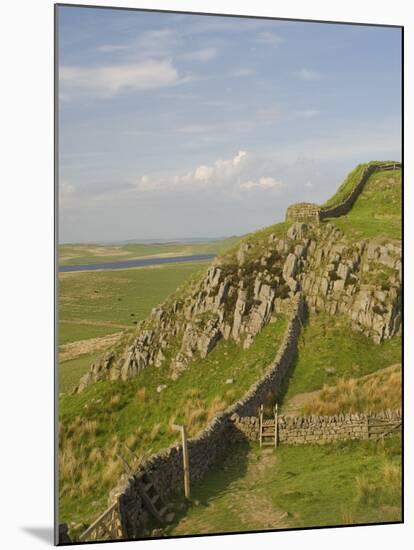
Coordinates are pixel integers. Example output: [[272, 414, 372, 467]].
[[59, 237, 240, 266], [58, 261, 211, 393]]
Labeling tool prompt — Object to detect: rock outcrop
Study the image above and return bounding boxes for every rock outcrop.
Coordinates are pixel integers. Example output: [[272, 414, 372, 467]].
[[75, 169, 401, 392]]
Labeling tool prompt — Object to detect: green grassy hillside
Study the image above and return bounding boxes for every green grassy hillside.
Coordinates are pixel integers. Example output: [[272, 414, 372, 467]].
[[281, 311, 401, 407], [324, 169, 401, 240], [58, 160, 402, 537], [59, 316, 287, 530]]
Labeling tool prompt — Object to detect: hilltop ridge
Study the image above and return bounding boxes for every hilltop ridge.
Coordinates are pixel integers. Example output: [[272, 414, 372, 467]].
[[75, 161, 401, 392]]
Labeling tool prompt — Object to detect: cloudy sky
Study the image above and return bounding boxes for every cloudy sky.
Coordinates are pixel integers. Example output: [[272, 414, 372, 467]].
[[58, 6, 401, 243]]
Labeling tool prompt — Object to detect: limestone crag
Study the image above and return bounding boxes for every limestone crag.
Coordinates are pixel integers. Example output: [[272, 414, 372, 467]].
[[76, 242, 293, 391], [296, 223, 401, 342], [76, 217, 401, 392]]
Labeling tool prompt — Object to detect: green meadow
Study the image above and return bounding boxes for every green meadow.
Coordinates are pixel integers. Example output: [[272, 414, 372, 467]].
[[59, 261, 211, 345], [168, 436, 401, 536], [58, 261, 211, 393]]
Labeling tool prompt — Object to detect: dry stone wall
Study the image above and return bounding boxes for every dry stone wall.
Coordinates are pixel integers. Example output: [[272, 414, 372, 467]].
[[286, 202, 321, 224], [84, 294, 305, 540], [231, 409, 402, 445], [285, 163, 401, 225]]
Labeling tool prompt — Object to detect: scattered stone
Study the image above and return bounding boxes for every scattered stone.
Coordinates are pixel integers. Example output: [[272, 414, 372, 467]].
[[324, 367, 336, 375], [225, 378, 234, 384], [156, 384, 167, 393]]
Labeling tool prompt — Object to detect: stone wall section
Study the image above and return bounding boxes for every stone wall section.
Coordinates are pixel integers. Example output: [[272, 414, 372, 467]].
[[232, 409, 401, 445], [85, 293, 305, 540], [319, 162, 401, 220], [285, 162, 401, 225], [286, 202, 321, 224]]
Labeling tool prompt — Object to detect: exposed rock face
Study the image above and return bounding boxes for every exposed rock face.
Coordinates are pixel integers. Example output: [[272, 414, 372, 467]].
[[298, 225, 401, 343], [76, 216, 401, 392]]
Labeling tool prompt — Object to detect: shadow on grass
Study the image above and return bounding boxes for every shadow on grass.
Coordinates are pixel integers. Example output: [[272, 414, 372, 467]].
[[163, 441, 251, 536], [276, 303, 310, 410]]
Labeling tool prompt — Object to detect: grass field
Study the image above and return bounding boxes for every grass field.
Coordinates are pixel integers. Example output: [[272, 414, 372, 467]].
[[58, 261, 212, 393], [281, 311, 401, 407], [324, 169, 401, 240], [59, 237, 240, 266], [59, 353, 101, 394], [59, 261, 210, 344], [168, 436, 401, 536], [59, 316, 288, 530]]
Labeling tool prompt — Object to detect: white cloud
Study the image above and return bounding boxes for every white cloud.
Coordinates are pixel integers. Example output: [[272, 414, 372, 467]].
[[231, 68, 253, 77], [256, 31, 284, 45], [97, 44, 128, 53], [60, 59, 181, 99], [294, 109, 321, 118], [240, 176, 283, 191], [60, 180, 76, 203], [296, 69, 321, 81], [182, 47, 218, 62], [137, 150, 249, 193]]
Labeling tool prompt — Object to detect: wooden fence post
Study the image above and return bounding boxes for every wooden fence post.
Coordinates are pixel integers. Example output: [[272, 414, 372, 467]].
[[274, 403, 279, 448], [259, 404, 263, 448], [172, 424, 190, 499]]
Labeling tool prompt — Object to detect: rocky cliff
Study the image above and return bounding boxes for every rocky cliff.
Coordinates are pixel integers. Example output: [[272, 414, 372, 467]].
[[76, 165, 401, 392]]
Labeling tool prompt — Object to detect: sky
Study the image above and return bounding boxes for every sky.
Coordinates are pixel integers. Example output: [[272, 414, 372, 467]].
[[58, 6, 402, 243]]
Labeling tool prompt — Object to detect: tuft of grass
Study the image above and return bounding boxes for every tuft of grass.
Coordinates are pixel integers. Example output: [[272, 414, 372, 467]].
[[102, 457, 122, 484], [136, 387, 147, 401], [355, 475, 380, 506]]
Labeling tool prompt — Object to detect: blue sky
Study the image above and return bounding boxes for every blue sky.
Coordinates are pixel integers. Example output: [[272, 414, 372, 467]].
[[58, 6, 401, 243]]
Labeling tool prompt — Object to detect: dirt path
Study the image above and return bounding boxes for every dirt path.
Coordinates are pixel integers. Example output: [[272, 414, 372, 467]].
[[59, 331, 125, 362], [235, 449, 290, 529], [171, 448, 289, 535], [60, 318, 131, 329]]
